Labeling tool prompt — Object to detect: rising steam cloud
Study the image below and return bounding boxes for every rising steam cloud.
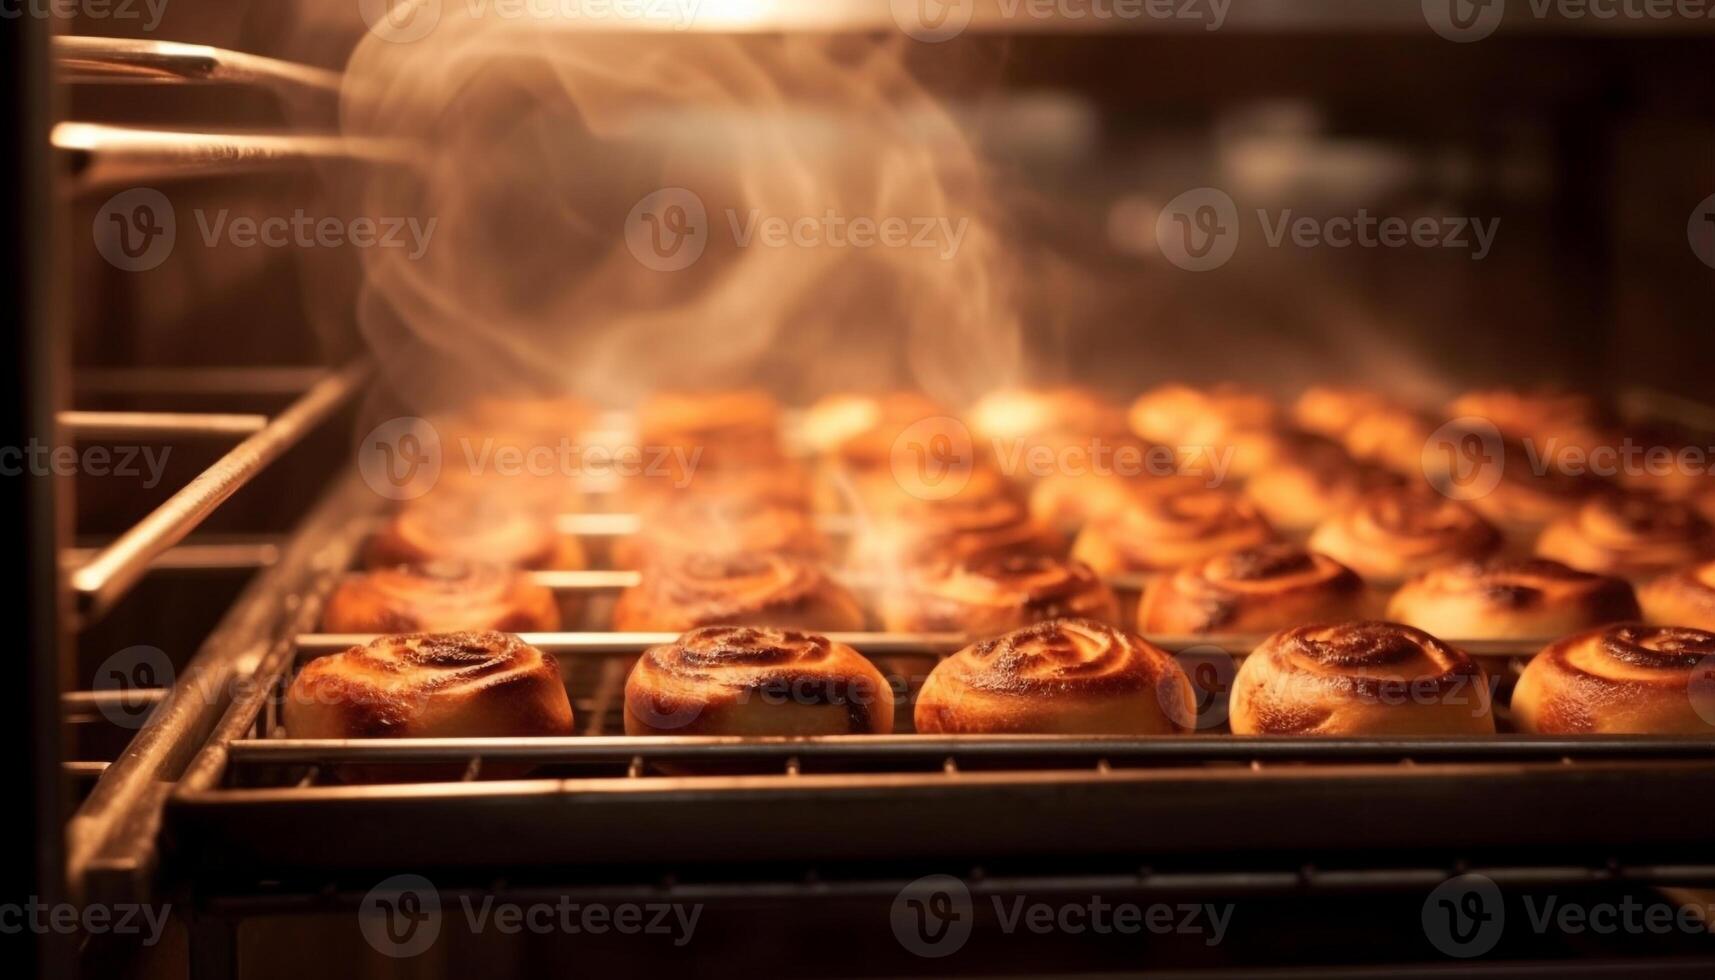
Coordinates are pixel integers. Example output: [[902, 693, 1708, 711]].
[[339, 7, 1022, 411]]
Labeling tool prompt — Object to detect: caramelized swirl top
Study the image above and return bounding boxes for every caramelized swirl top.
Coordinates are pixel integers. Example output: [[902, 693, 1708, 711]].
[[935, 619, 1183, 703], [1195, 545, 1362, 594], [901, 554, 1116, 625], [859, 493, 1057, 569], [1405, 559, 1640, 618], [1553, 624, 1715, 675], [1265, 621, 1483, 696], [629, 551, 837, 624], [376, 495, 565, 569], [328, 561, 556, 633], [1546, 494, 1715, 574], [627, 626, 885, 731], [1322, 488, 1500, 558], [289, 631, 561, 737], [1090, 490, 1275, 566]]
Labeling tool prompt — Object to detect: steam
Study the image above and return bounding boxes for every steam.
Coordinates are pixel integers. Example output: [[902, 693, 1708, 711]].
[[339, 11, 1021, 411]]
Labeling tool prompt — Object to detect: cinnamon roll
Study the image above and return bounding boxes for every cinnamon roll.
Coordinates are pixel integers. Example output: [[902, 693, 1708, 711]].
[[1535, 493, 1715, 580], [1640, 562, 1715, 631], [637, 389, 783, 465], [1463, 445, 1604, 539], [1230, 622, 1495, 736], [612, 551, 865, 633], [1512, 624, 1715, 734], [914, 619, 1195, 735], [880, 554, 1119, 635], [851, 492, 1063, 574], [1340, 406, 1437, 476], [323, 562, 562, 634], [1448, 387, 1611, 466], [1128, 383, 1281, 478], [1387, 559, 1641, 640], [1308, 487, 1501, 585], [624, 626, 893, 736], [1244, 433, 1403, 534], [1138, 545, 1370, 635], [284, 631, 573, 739], [801, 391, 945, 459], [1070, 489, 1276, 579], [1028, 468, 1206, 535], [366, 494, 584, 571], [613, 493, 826, 570], [1292, 386, 1394, 440]]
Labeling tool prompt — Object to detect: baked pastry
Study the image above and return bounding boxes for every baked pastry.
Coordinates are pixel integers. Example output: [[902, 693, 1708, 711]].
[[1462, 443, 1604, 539], [624, 625, 893, 736], [612, 494, 826, 569], [322, 562, 562, 634], [851, 492, 1063, 573], [1292, 386, 1395, 439], [833, 462, 1015, 518], [1448, 387, 1611, 468], [880, 553, 1119, 634], [1070, 489, 1276, 579], [1387, 559, 1640, 640], [636, 389, 783, 465], [1128, 383, 1281, 477], [612, 551, 865, 633], [1229, 622, 1495, 735], [1512, 624, 1715, 734], [284, 631, 573, 739], [1138, 545, 1369, 635], [914, 619, 1195, 735], [365, 494, 584, 571], [1028, 468, 1206, 534], [1244, 433, 1403, 534], [1340, 405, 1437, 476], [1640, 561, 1715, 631], [1535, 493, 1715, 580], [801, 391, 945, 459], [1308, 487, 1501, 584]]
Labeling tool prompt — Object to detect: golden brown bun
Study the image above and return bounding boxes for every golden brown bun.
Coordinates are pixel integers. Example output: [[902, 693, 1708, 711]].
[[612, 494, 825, 570], [1138, 545, 1369, 635], [1463, 448, 1603, 537], [1640, 562, 1715, 631], [1128, 383, 1281, 477], [284, 631, 573, 739], [880, 554, 1119, 634], [323, 562, 562, 634], [1071, 489, 1276, 578], [1028, 468, 1206, 534], [1512, 624, 1715, 734], [623, 626, 893, 736], [1340, 406, 1437, 475], [1535, 493, 1715, 580], [1386, 559, 1640, 640], [636, 389, 783, 466], [612, 551, 864, 633], [1448, 387, 1611, 465], [851, 492, 1063, 574], [1230, 622, 1494, 736], [914, 619, 1195, 735], [1244, 433, 1404, 534], [1308, 488, 1500, 584], [366, 495, 583, 571], [1292, 386, 1396, 439]]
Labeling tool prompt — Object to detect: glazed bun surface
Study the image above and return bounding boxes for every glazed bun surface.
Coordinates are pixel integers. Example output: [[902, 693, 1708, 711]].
[[366, 495, 583, 571], [1308, 488, 1500, 584], [881, 553, 1119, 635], [1640, 561, 1715, 632], [1512, 624, 1715, 735], [1535, 493, 1715, 580], [1139, 545, 1369, 635], [612, 551, 864, 633], [1387, 559, 1640, 640], [323, 562, 562, 634], [1071, 489, 1276, 578]]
